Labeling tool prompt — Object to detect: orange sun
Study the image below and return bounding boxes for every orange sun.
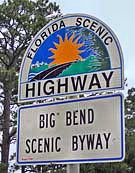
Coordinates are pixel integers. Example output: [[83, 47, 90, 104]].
[[49, 33, 84, 66]]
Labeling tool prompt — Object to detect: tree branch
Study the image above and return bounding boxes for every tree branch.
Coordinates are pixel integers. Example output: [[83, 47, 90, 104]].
[[9, 127, 16, 140]]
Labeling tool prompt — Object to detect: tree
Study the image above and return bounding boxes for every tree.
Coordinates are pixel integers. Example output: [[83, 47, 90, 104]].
[[0, 0, 60, 172], [125, 87, 135, 173]]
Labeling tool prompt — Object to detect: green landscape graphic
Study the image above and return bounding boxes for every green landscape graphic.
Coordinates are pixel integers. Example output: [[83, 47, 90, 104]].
[[29, 27, 111, 81]]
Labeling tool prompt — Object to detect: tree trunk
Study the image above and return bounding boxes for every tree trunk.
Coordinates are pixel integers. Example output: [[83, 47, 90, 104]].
[[1, 83, 11, 173]]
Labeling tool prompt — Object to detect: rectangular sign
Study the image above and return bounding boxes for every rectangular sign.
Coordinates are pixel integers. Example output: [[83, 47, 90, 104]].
[[17, 93, 125, 165]]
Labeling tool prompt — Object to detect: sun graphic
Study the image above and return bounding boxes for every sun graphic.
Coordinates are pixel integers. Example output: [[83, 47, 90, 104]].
[[49, 33, 84, 66]]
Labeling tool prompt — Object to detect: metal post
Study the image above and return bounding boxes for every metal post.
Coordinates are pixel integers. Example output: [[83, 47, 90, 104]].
[[67, 164, 80, 173], [21, 166, 25, 173]]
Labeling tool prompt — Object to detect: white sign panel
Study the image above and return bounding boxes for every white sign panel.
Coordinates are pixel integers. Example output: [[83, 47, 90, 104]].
[[17, 93, 125, 165], [18, 14, 124, 102]]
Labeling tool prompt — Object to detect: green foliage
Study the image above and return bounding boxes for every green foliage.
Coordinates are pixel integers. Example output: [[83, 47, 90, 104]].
[[126, 118, 135, 131], [125, 129, 135, 173], [0, 0, 60, 71], [125, 87, 135, 115], [0, 163, 7, 172], [80, 162, 128, 173]]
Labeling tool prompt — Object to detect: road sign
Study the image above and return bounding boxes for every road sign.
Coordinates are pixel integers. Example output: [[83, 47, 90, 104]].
[[18, 13, 124, 102], [17, 93, 125, 165]]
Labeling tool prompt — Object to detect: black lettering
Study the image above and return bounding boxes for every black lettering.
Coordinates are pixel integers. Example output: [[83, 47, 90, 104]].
[[41, 31, 48, 40], [96, 26, 105, 36], [102, 71, 113, 87], [89, 74, 101, 89], [47, 27, 52, 35], [104, 133, 111, 149], [71, 75, 87, 91], [44, 138, 49, 152], [52, 23, 58, 32], [59, 20, 66, 29], [79, 135, 85, 150], [35, 39, 42, 47], [39, 114, 45, 128], [43, 80, 54, 95], [73, 110, 78, 125], [50, 113, 55, 128], [90, 21, 98, 31], [39, 113, 55, 128], [38, 138, 43, 153], [104, 36, 113, 45], [96, 134, 103, 149], [80, 109, 86, 124], [101, 32, 108, 39], [51, 137, 54, 152], [72, 136, 78, 151], [83, 19, 90, 27], [87, 134, 95, 150], [27, 52, 33, 59], [38, 82, 41, 96], [26, 83, 35, 97], [31, 47, 38, 53], [88, 109, 94, 123], [55, 137, 61, 152], [46, 114, 48, 128], [66, 111, 72, 126], [76, 17, 82, 26], [31, 139, 37, 153], [58, 78, 68, 93], [25, 139, 31, 153]]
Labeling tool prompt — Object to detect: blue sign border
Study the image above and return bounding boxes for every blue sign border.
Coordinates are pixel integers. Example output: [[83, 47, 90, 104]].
[[16, 93, 125, 165]]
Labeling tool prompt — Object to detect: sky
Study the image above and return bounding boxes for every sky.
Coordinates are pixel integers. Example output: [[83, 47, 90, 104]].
[[54, 0, 135, 93]]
